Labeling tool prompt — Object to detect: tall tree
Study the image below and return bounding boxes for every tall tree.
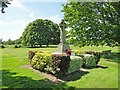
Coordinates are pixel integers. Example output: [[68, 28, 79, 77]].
[[22, 19, 60, 47], [62, 2, 120, 47]]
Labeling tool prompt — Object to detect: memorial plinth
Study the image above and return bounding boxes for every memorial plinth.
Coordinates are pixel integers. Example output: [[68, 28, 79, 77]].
[[52, 19, 75, 56]]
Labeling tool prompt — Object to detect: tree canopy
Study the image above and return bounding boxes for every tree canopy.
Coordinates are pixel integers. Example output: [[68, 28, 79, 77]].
[[22, 19, 60, 47], [62, 2, 120, 47]]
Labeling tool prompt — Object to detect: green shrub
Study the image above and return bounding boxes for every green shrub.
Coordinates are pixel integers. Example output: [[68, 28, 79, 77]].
[[50, 54, 70, 76], [1, 45, 5, 48], [13, 45, 18, 48], [28, 51, 41, 63], [18, 45, 21, 48], [102, 55, 113, 59], [94, 52, 101, 64], [84, 51, 101, 64], [66, 56, 83, 74], [31, 53, 51, 71], [78, 54, 96, 68], [73, 50, 101, 64]]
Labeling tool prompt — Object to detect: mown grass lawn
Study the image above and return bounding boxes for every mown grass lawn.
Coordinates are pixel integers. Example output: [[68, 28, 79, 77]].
[[1, 45, 119, 88]]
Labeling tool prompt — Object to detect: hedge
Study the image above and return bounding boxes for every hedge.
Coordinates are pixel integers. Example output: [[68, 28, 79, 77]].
[[50, 54, 71, 76], [66, 56, 83, 75], [28, 51, 42, 63], [31, 53, 51, 71], [78, 54, 96, 68], [72, 50, 100, 64], [28, 50, 100, 76], [84, 51, 100, 64]]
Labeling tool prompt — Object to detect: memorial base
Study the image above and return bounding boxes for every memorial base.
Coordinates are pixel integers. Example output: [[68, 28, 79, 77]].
[[52, 43, 75, 56]]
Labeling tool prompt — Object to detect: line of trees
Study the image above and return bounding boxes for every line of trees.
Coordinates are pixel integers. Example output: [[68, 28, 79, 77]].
[[2, 37, 22, 45]]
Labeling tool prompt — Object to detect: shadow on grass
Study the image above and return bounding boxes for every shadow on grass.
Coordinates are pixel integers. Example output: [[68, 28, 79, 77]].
[[102, 52, 120, 64], [1, 69, 75, 89], [59, 70, 89, 81]]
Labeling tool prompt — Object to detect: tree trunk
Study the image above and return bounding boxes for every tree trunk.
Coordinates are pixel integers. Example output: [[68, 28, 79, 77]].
[[40, 44, 42, 47], [47, 44, 49, 47]]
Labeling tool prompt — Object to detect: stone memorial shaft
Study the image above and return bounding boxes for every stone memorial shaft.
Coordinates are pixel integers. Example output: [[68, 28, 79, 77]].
[[52, 19, 75, 55], [59, 19, 66, 44]]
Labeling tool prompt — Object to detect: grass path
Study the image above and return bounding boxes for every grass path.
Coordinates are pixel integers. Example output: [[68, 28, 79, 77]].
[[1, 45, 119, 88]]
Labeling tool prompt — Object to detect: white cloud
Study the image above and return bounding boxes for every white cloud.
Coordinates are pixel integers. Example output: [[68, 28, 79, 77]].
[[48, 15, 61, 22], [28, 13, 34, 18], [0, 20, 29, 41], [17, 0, 67, 2], [36, 15, 62, 24], [0, 15, 62, 28], [0, 20, 11, 26], [0, 20, 29, 28], [8, 0, 30, 11]]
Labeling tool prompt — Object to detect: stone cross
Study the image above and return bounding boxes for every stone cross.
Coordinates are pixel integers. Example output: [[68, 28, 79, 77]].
[[59, 19, 66, 44]]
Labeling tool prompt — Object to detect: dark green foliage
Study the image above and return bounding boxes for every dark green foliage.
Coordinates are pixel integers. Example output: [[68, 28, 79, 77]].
[[1, 45, 5, 48], [102, 55, 113, 59], [22, 19, 60, 47], [13, 45, 18, 48], [66, 56, 83, 74], [15, 38, 22, 44], [72, 50, 101, 64], [50, 54, 71, 76], [78, 54, 96, 68], [0, 0, 12, 13], [7, 39, 12, 45], [18, 45, 21, 48], [84, 51, 101, 64], [62, 2, 120, 47]]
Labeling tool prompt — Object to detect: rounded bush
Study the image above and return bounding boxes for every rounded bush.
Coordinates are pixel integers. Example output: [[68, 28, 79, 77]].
[[31, 53, 51, 71], [78, 54, 96, 68], [66, 56, 83, 74], [50, 54, 71, 76]]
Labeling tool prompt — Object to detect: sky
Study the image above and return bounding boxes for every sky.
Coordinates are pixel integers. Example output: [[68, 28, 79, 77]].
[[0, 0, 67, 41]]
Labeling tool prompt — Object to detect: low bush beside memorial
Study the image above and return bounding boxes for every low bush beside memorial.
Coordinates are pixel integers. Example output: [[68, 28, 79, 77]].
[[28, 50, 101, 76], [50, 54, 71, 76], [66, 56, 83, 75], [78, 54, 97, 68], [31, 53, 51, 71], [72, 50, 101, 64]]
